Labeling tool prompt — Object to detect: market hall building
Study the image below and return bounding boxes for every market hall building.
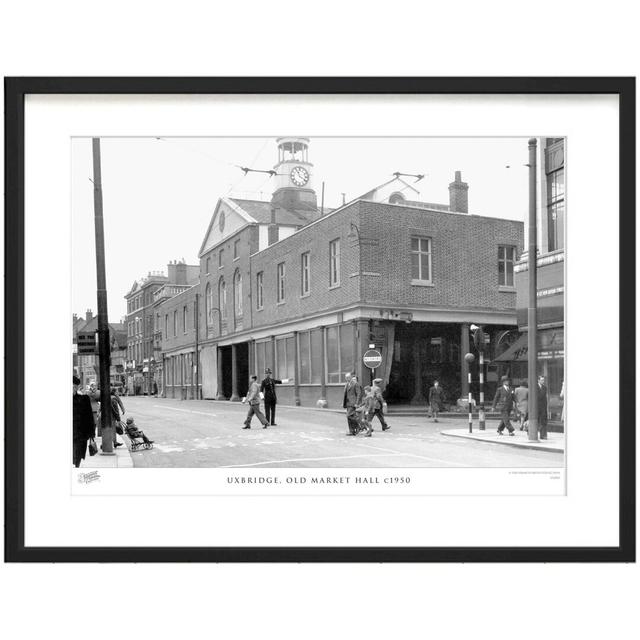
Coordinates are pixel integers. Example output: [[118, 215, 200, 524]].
[[157, 137, 524, 409]]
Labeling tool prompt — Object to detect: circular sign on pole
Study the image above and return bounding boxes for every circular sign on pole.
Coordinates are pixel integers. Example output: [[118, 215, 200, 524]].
[[363, 349, 382, 370]]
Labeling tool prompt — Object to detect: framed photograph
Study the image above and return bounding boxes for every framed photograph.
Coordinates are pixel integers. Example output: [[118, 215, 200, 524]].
[[5, 77, 635, 562]]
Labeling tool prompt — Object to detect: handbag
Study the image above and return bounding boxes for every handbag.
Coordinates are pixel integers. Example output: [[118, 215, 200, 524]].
[[116, 421, 125, 435], [88, 437, 98, 456]]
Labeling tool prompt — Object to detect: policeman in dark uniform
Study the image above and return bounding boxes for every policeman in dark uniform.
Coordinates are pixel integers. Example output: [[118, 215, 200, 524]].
[[260, 368, 288, 426]]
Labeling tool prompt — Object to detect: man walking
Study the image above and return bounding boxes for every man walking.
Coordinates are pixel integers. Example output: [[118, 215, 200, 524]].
[[492, 375, 515, 436], [260, 367, 290, 426], [342, 372, 363, 436], [371, 378, 390, 431], [513, 380, 529, 431], [242, 375, 269, 429], [537, 375, 549, 440], [428, 380, 444, 422]]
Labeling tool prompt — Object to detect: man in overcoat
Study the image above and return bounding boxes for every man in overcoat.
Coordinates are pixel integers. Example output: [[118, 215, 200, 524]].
[[428, 380, 445, 422], [73, 375, 95, 467], [536, 375, 549, 440], [491, 375, 515, 435], [343, 372, 363, 436]]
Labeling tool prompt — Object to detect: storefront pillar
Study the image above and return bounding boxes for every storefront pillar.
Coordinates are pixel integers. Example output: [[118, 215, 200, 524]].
[[230, 343, 240, 401], [410, 331, 426, 404], [318, 328, 328, 408], [215, 345, 225, 400], [293, 331, 300, 406]]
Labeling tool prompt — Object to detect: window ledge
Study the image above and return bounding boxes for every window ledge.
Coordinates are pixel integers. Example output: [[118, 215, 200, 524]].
[[276, 301, 286, 306], [328, 283, 341, 291], [300, 292, 311, 299], [498, 285, 516, 292], [411, 279, 434, 287]]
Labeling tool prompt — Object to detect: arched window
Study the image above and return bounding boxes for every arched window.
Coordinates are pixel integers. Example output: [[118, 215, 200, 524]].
[[205, 283, 213, 326], [234, 270, 243, 317], [219, 278, 227, 329], [233, 270, 243, 330]]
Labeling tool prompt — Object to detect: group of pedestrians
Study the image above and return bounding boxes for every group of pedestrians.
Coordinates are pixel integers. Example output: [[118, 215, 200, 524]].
[[72, 375, 153, 467], [492, 374, 550, 439], [342, 372, 390, 436]]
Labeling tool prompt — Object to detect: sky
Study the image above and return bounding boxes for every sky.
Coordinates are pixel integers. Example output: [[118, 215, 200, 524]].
[[71, 136, 530, 321]]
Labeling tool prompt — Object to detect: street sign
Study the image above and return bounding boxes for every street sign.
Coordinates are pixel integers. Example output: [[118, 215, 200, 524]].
[[362, 349, 382, 370], [77, 331, 97, 355]]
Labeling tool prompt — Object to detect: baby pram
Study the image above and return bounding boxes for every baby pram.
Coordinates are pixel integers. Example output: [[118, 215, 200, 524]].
[[354, 405, 373, 437], [124, 422, 154, 451]]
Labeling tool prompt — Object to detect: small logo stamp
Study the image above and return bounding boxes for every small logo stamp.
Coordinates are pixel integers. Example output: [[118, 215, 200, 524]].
[[77, 470, 101, 484]]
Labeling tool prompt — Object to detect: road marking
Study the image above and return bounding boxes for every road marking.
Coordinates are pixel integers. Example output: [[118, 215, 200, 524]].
[[219, 453, 408, 468], [153, 405, 216, 417], [355, 442, 470, 467]]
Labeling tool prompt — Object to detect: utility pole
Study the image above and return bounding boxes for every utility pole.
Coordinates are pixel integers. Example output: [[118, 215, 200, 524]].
[[527, 138, 539, 442], [92, 138, 114, 454], [194, 293, 200, 399]]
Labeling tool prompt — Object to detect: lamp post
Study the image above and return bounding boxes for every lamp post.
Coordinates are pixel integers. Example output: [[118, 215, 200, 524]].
[[526, 138, 539, 442]]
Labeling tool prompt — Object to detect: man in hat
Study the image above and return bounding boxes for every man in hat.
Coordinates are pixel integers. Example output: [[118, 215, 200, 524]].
[[536, 375, 549, 440], [260, 368, 290, 426], [371, 378, 390, 431], [243, 375, 269, 429], [72, 375, 95, 467], [343, 372, 363, 436], [492, 375, 515, 435]]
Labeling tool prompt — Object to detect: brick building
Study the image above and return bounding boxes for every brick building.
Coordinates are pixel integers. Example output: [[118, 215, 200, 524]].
[[125, 261, 198, 395], [152, 137, 524, 408]]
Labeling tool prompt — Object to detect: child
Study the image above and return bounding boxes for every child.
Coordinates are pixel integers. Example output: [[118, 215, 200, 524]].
[[124, 416, 154, 445], [355, 386, 375, 437]]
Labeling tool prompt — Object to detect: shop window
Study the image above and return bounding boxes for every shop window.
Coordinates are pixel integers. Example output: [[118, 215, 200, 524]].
[[275, 336, 295, 380], [326, 324, 354, 383], [298, 329, 323, 384]]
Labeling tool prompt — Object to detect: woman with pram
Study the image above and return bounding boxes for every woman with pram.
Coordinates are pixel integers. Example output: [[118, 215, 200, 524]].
[[354, 386, 375, 437]]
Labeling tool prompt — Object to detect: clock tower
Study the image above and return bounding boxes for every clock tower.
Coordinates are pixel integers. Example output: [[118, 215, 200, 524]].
[[271, 137, 317, 211]]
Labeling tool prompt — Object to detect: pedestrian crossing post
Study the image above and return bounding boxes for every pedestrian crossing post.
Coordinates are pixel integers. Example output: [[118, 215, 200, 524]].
[[468, 371, 473, 433], [479, 352, 486, 430]]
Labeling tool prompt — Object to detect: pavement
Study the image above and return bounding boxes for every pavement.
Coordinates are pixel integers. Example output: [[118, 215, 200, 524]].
[[440, 427, 564, 453], [80, 439, 134, 468]]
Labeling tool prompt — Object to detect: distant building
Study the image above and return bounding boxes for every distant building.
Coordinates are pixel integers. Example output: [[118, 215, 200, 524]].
[[72, 309, 127, 389], [152, 137, 524, 407], [124, 261, 198, 395]]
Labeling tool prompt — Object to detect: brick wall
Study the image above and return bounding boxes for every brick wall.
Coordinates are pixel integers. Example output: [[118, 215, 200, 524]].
[[158, 285, 198, 352], [249, 204, 361, 328], [358, 201, 523, 312], [199, 225, 259, 336]]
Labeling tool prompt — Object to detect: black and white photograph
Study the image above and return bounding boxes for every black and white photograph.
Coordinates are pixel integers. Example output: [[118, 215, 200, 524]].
[[71, 135, 565, 476]]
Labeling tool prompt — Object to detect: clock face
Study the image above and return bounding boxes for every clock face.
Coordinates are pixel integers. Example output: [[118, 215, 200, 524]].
[[290, 166, 309, 187]]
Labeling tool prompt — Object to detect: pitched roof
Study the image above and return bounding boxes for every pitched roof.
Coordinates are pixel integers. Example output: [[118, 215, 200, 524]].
[[229, 198, 310, 226]]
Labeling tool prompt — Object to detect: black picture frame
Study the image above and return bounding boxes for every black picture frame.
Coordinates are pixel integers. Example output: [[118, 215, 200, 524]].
[[4, 77, 635, 563]]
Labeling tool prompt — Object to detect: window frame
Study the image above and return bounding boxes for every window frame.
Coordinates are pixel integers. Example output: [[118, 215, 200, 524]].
[[410, 235, 433, 285], [300, 251, 311, 297], [276, 262, 286, 304], [329, 239, 340, 288], [498, 245, 517, 288], [256, 271, 264, 310]]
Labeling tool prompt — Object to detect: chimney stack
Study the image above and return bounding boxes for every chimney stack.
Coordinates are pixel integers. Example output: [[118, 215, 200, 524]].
[[85, 309, 94, 322], [448, 170, 469, 213]]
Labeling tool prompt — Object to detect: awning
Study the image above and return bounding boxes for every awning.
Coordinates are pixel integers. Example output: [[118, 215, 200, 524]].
[[493, 334, 528, 362]]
